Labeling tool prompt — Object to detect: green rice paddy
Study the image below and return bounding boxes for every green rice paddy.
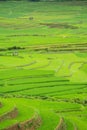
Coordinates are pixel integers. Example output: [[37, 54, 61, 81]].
[[0, 1, 87, 130]]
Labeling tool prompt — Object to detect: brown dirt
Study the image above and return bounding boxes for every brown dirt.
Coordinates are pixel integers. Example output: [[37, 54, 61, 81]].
[[5, 115, 42, 130], [0, 107, 18, 122], [55, 117, 66, 130], [40, 23, 78, 29]]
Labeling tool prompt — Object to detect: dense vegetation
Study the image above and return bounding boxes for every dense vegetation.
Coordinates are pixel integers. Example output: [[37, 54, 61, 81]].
[[0, 1, 87, 130]]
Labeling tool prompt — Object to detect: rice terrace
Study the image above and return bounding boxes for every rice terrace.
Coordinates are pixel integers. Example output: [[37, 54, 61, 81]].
[[0, 0, 87, 130]]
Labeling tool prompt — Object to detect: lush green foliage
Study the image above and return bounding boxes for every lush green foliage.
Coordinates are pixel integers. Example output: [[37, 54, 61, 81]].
[[0, 1, 87, 130], [0, 1, 87, 48]]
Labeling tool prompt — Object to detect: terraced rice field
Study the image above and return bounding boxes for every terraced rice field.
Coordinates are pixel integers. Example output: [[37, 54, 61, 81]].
[[0, 1, 87, 130]]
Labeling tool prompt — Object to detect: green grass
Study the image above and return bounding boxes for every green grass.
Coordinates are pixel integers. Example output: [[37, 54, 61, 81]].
[[0, 1, 87, 48], [0, 1, 87, 130], [0, 98, 35, 129], [0, 98, 84, 130]]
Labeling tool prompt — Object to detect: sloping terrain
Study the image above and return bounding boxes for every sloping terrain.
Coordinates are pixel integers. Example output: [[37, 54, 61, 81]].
[[0, 1, 87, 130]]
